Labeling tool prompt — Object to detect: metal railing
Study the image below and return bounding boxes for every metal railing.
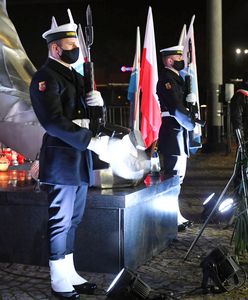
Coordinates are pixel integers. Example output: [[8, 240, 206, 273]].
[[106, 105, 130, 128]]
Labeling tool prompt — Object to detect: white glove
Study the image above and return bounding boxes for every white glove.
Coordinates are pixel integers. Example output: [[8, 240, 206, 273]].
[[72, 119, 90, 129], [121, 134, 138, 158], [85, 90, 104, 106], [107, 136, 150, 180], [186, 92, 197, 104], [87, 135, 110, 162]]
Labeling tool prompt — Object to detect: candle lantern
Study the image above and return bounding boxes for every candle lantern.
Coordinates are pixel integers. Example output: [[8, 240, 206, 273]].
[[0, 154, 10, 171]]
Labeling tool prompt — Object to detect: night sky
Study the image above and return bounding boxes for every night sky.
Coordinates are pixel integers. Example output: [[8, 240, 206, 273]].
[[5, 0, 248, 103]]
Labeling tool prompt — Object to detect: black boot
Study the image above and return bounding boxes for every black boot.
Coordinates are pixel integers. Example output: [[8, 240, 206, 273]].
[[73, 282, 97, 294], [51, 289, 80, 299]]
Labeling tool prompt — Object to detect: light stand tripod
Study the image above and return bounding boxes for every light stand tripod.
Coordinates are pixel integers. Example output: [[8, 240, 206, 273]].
[[184, 129, 248, 261]]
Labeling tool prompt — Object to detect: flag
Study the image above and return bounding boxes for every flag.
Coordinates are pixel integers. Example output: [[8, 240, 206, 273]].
[[127, 26, 141, 130], [180, 15, 202, 152], [140, 7, 161, 149]]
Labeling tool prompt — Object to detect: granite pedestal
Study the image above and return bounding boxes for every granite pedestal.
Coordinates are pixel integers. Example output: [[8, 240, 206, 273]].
[[0, 174, 179, 273]]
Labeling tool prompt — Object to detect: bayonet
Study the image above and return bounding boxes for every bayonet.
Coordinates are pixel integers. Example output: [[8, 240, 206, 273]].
[[85, 4, 93, 60], [83, 4, 94, 92], [78, 23, 89, 61], [86, 4, 93, 26]]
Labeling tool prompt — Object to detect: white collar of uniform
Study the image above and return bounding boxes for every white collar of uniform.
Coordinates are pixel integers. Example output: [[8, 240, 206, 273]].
[[49, 56, 72, 70]]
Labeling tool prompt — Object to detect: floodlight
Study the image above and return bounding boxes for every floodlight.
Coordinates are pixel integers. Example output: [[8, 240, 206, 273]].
[[106, 267, 151, 300], [200, 246, 245, 294], [218, 198, 234, 213], [201, 193, 234, 222]]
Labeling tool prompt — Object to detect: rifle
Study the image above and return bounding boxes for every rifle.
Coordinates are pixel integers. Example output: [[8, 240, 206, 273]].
[[78, 6, 147, 154], [83, 5, 105, 136]]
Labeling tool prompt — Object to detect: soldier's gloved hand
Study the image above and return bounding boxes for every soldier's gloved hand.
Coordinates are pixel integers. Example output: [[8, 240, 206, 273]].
[[87, 135, 110, 162], [186, 92, 197, 104], [86, 90, 104, 106]]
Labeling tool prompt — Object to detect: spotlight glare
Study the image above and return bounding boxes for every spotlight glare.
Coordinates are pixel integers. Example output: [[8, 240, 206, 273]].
[[203, 193, 215, 206], [218, 198, 234, 213], [153, 195, 178, 213], [106, 267, 151, 299], [107, 268, 125, 293]]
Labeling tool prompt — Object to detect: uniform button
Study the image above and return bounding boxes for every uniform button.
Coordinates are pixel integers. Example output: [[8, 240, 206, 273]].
[[78, 110, 81, 114]]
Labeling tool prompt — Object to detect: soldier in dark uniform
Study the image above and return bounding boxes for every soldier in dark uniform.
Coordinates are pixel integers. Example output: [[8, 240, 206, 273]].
[[230, 73, 248, 144], [230, 73, 248, 190], [156, 45, 196, 230], [30, 15, 109, 300]]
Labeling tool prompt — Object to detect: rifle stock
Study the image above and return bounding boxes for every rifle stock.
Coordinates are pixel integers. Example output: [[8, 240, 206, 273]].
[[84, 61, 95, 93], [83, 61, 105, 136]]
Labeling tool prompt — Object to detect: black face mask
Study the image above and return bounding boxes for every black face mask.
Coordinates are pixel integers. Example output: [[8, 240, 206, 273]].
[[173, 60, 185, 71], [59, 47, 79, 64]]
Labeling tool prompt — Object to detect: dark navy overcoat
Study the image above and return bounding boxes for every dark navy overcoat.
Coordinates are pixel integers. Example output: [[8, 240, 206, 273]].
[[30, 58, 93, 186], [157, 68, 195, 157]]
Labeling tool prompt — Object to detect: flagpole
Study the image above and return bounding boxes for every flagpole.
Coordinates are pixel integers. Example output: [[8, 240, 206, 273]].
[[133, 26, 141, 131], [127, 26, 141, 131]]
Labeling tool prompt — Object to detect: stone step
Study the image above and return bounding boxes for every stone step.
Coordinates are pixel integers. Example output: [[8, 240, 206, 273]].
[[183, 178, 230, 186], [186, 169, 233, 177], [181, 184, 231, 194], [175, 149, 237, 222]]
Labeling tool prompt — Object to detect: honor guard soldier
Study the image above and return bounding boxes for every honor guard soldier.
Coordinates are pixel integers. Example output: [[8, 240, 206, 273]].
[[230, 72, 248, 144], [156, 45, 196, 231], [230, 72, 248, 189], [30, 12, 110, 300]]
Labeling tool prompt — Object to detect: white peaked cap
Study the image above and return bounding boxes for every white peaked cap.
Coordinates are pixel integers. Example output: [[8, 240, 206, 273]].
[[42, 9, 77, 43], [160, 45, 184, 56]]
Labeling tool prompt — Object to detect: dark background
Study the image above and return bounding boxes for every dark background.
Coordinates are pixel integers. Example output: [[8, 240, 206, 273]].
[[5, 0, 248, 104]]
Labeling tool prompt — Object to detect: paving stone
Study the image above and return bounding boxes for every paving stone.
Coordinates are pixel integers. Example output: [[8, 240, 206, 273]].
[[1, 147, 248, 299]]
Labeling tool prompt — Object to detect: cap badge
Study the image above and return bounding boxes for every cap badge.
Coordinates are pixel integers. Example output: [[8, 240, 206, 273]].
[[66, 31, 76, 36]]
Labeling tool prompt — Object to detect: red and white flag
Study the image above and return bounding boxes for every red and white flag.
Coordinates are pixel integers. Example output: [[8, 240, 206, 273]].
[[140, 7, 161, 149]]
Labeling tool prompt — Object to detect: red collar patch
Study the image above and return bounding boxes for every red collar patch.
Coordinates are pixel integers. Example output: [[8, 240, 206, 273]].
[[165, 82, 172, 90], [39, 81, 46, 92]]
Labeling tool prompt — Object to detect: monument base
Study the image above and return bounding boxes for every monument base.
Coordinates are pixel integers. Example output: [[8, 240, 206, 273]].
[[0, 174, 179, 273]]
